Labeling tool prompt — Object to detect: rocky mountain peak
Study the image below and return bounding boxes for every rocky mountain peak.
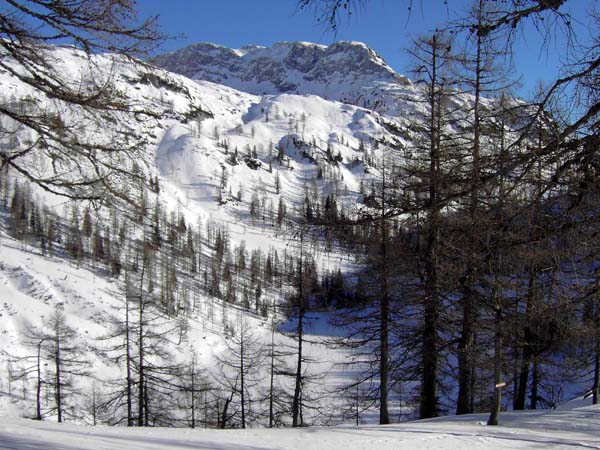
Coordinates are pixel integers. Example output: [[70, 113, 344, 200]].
[[151, 41, 410, 110]]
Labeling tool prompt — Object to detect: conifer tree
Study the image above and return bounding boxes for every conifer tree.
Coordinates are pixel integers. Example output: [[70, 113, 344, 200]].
[[213, 315, 265, 428]]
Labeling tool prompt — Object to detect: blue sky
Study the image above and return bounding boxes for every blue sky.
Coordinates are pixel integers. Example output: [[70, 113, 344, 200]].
[[139, 0, 597, 99]]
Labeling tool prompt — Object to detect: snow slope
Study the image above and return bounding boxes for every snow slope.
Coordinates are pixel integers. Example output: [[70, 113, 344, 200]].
[[1, 400, 599, 450], [154, 79, 398, 255], [0, 41, 418, 427], [0, 223, 353, 424], [0, 40, 511, 266], [0, 40, 538, 429]]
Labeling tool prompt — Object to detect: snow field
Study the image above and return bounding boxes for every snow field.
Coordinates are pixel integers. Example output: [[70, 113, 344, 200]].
[[1, 399, 599, 449]]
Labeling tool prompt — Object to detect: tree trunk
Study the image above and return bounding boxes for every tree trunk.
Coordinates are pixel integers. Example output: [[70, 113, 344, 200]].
[[512, 305, 521, 411], [292, 229, 304, 427], [240, 334, 246, 429], [379, 289, 390, 424], [138, 263, 146, 427], [530, 355, 539, 410], [190, 362, 196, 429], [36, 339, 43, 421], [421, 294, 438, 419], [356, 383, 360, 426], [92, 385, 97, 426], [514, 347, 530, 410], [488, 306, 503, 425], [144, 380, 149, 426], [379, 161, 390, 425], [456, 296, 475, 415], [125, 275, 133, 427], [269, 326, 275, 428], [592, 349, 599, 405], [419, 33, 442, 420], [138, 312, 144, 426], [220, 393, 233, 429], [457, 3, 484, 415], [55, 328, 62, 423], [291, 294, 303, 427]]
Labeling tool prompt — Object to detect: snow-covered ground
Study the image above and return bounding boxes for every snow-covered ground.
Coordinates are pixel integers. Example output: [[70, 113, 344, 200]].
[[0, 207, 384, 426], [1, 399, 599, 450]]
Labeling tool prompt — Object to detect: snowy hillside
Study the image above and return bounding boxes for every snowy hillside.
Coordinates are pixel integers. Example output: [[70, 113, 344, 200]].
[[0, 219, 353, 426], [2, 43, 393, 427], [0, 36, 582, 434], [0, 41, 411, 260], [155, 79, 406, 255], [1, 398, 599, 449], [0, 39, 518, 262]]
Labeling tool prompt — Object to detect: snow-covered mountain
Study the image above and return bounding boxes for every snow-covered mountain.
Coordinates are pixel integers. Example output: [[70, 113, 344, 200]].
[[0, 39, 543, 429], [152, 41, 415, 115], [0, 40, 509, 262], [0, 41, 420, 426]]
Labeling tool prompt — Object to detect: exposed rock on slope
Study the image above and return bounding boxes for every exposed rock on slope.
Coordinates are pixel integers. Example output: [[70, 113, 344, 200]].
[[152, 41, 412, 114]]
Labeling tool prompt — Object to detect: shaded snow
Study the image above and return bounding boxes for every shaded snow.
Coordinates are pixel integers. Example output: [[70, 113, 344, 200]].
[[1, 400, 599, 450]]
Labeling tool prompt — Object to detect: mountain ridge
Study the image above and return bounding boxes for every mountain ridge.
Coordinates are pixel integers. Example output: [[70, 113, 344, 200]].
[[151, 40, 412, 114]]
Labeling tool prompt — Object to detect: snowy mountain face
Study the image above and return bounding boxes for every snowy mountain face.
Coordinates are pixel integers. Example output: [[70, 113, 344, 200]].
[[0, 41, 429, 282], [0, 41, 416, 427], [152, 41, 413, 115], [0, 40, 510, 260]]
